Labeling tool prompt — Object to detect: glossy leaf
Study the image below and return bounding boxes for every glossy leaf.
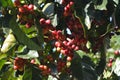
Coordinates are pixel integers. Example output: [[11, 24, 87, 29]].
[[110, 35, 120, 49], [1, 68, 16, 80], [113, 58, 120, 76], [31, 65, 42, 80], [71, 53, 83, 80], [95, 0, 107, 10], [0, 59, 6, 70], [18, 50, 39, 59], [42, 2, 54, 17], [0, 0, 13, 7], [1, 33, 16, 53], [22, 65, 32, 80], [9, 17, 41, 50]]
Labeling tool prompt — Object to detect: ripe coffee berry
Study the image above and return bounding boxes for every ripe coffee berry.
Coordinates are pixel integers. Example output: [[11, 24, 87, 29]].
[[25, 22, 32, 28], [45, 19, 51, 25], [107, 62, 112, 67], [55, 41, 61, 47], [114, 50, 119, 55], [28, 4, 34, 11], [69, 1, 74, 6], [67, 56, 72, 61], [39, 18, 45, 24], [14, 0, 20, 7], [19, 7, 25, 13], [14, 57, 26, 70]]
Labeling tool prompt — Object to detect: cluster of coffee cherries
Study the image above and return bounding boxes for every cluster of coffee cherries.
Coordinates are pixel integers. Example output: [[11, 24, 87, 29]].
[[39, 18, 55, 35], [107, 50, 120, 67], [30, 58, 52, 76], [62, 0, 74, 6], [63, 1, 74, 16], [38, 64, 51, 76], [37, 0, 87, 75], [13, 0, 87, 77], [13, 57, 27, 70], [107, 58, 114, 67], [14, 0, 35, 28]]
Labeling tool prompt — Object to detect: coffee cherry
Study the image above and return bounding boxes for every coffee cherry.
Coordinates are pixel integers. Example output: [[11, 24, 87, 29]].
[[30, 59, 35, 64], [107, 62, 112, 67], [14, 0, 20, 7], [19, 7, 25, 13], [45, 19, 51, 25], [25, 22, 32, 28], [28, 4, 34, 11], [67, 56, 72, 61], [55, 41, 61, 47], [114, 50, 119, 55], [69, 1, 74, 6], [14, 65, 18, 70], [74, 46, 79, 50], [109, 58, 114, 63], [43, 65, 48, 70], [39, 18, 45, 25], [14, 57, 26, 70], [56, 47, 61, 52]]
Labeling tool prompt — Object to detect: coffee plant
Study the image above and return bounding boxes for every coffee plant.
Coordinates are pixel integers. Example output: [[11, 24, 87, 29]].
[[0, 0, 120, 80]]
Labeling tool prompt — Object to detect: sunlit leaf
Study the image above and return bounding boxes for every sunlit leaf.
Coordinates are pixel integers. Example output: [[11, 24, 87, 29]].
[[0, 0, 13, 7], [110, 35, 120, 49], [95, 0, 107, 10], [18, 50, 39, 59], [0, 59, 6, 70], [42, 2, 54, 17], [113, 58, 120, 76], [1, 33, 16, 53]]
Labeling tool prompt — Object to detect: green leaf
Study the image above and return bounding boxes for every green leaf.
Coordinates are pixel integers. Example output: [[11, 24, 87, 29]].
[[95, 0, 107, 10], [76, 50, 87, 58], [42, 2, 54, 17], [71, 53, 83, 80], [31, 65, 42, 80], [113, 0, 119, 5], [0, 0, 8, 7], [20, 25, 37, 35], [110, 35, 120, 49], [1, 68, 16, 80], [18, 50, 39, 59], [115, 4, 120, 28], [76, 50, 97, 80], [23, 65, 32, 80], [1, 33, 16, 53], [59, 73, 70, 80], [113, 57, 120, 76], [74, 0, 88, 38], [84, 2, 92, 29], [82, 62, 98, 80], [9, 17, 41, 50], [0, 0, 13, 7], [51, 14, 58, 27], [95, 43, 106, 76], [0, 59, 6, 70], [0, 52, 7, 60], [34, 18, 44, 49]]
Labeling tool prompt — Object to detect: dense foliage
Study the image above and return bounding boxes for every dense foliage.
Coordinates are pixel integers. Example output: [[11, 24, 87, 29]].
[[0, 0, 120, 80]]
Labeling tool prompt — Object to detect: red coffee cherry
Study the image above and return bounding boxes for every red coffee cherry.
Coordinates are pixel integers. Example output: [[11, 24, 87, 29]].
[[14, 0, 20, 7], [114, 50, 119, 55], [45, 19, 51, 25], [39, 18, 45, 24], [67, 56, 72, 61]]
